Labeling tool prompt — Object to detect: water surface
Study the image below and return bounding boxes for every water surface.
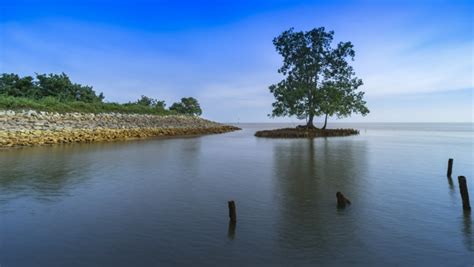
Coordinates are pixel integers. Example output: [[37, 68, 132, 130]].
[[1, 123, 473, 266]]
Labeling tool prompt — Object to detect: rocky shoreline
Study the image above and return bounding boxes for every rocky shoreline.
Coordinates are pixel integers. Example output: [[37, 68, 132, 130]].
[[0, 110, 240, 148]]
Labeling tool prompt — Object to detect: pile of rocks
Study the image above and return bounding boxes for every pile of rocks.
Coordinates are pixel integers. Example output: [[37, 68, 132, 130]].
[[0, 110, 239, 147]]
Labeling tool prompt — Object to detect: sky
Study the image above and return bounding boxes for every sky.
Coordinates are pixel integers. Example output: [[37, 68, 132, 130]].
[[0, 0, 472, 123]]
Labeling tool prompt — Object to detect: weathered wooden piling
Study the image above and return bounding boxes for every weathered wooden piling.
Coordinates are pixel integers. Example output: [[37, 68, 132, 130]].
[[447, 158, 454, 177], [228, 200, 237, 222], [336, 192, 351, 208], [458, 176, 471, 211]]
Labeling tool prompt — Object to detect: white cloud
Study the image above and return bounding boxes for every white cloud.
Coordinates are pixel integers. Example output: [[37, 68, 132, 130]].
[[356, 41, 473, 96]]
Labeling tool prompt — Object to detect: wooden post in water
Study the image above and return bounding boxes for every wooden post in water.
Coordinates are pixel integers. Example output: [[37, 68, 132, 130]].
[[458, 176, 471, 211], [447, 158, 453, 177], [336, 192, 351, 208], [228, 200, 237, 222]]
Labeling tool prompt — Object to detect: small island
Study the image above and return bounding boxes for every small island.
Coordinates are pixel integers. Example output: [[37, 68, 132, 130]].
[[256, 28, 369, 138], [255, 127, 359, 138]]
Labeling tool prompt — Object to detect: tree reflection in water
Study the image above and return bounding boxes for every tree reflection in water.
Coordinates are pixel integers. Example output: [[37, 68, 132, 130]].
[[271, 137, 370, 263]]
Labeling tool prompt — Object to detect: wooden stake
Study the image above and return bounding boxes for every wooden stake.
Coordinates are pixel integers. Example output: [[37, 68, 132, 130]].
[[458, 176, 471, 211], [447, 158, 453, 177], [228, 200, 237, 222], [336, 192, 351, 208]]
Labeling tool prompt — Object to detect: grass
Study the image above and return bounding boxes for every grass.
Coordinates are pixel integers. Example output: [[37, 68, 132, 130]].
[[0, 95, 174, 115], [255, 127, 360, 138]]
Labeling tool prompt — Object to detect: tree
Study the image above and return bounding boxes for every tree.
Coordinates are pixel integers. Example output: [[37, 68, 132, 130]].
[[136, 95, 156, 106], [35, 73, 104, 103], [170, 97, 202, 116], [134, 95, 166, 111], [0, 73, 36, 98], [269, 27, 369, 129], [154, 100, 166, 111]]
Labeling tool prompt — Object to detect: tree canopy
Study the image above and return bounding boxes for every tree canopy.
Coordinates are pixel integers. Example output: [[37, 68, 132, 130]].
[[132, 95, 166, 111], [269, 27, 369, 129], [0, 73, 104, 103], [170, 97, 202, 116], [0, 72, 202, 116]]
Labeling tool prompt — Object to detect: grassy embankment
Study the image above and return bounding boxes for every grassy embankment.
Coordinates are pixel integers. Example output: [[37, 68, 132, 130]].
[[0, 95, 173, 115]]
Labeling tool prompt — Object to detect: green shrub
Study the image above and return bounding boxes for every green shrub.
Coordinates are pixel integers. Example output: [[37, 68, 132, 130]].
[[0, 95, 175, 115], [0, 72, 202, 116]]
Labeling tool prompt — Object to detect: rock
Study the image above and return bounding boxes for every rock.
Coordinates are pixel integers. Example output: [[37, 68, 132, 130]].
[[26, 110, 37, 117]]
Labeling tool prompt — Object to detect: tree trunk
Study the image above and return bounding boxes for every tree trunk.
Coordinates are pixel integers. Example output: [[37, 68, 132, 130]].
[[307, 113, 315, 128], [322, 114, 328, 130]]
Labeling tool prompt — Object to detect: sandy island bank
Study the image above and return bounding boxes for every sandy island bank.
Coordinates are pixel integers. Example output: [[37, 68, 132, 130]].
[[255, 127, 359, 138]]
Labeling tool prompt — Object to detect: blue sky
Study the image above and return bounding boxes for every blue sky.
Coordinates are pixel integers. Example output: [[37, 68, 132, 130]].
[[0, 0, 472, 123]]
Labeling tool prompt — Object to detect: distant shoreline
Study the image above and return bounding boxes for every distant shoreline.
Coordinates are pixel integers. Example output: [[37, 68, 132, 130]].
[[0, 110, 240, 148]]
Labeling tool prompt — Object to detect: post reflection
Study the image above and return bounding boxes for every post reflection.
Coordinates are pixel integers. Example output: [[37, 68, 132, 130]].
[[227, 221, 236, 240], [462, 210, 472, 251], [447, 176, 454, 190]]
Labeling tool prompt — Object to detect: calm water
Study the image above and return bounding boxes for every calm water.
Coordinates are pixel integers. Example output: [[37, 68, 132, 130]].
[[1, 123, 473, 266]]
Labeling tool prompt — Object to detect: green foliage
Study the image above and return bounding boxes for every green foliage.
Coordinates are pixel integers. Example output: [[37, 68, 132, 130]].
[[269, 27, 369, 128], [0, 73, 36, 98], [133, 95, 166, 111], [170, 97, 202, 116], [0, 72, 203, 116], [0, 72, 104, 103], [134, 95, 154, 106], [0, 95, 173, 115]]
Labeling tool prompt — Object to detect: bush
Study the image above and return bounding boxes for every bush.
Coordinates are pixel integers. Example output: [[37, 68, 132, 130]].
[[169, 97, 202, 116], [0, 73, 104, 103], [0, 72, 202, 116], [0, 95, 174, 115]]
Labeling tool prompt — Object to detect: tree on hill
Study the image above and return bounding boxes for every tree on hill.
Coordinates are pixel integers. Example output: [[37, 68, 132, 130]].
[[0, 73, 36, 98], [0, 72, 204, 116], [269, 27, 369, 129], [36, 73, 104, 103], [170, 97, 202, 116], [0, 72, 104, 103], [134, 95, 166, 111], [135, 95, 155, 106]]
